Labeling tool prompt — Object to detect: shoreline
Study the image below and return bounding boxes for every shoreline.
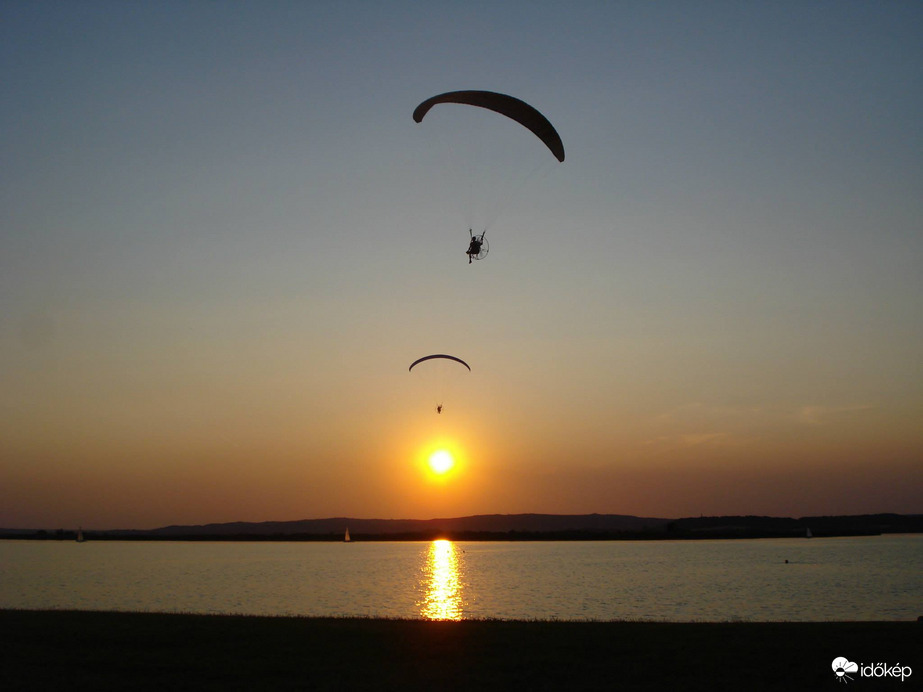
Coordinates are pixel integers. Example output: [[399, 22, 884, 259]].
[[2, 610, 920, 690], [5, 530, 922, 542]]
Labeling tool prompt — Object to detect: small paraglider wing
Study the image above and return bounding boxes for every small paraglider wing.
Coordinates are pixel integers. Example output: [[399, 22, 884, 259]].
[[413, 90, 565, 163], [408, 354, 472, 372]]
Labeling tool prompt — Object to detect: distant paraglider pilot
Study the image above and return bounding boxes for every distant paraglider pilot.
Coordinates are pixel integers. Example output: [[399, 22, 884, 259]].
[[466, 229, 486, 264], [436, 404, 443, 414]]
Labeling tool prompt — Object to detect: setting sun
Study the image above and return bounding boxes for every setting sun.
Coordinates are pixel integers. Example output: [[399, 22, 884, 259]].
[[428, 450, 454, 475]]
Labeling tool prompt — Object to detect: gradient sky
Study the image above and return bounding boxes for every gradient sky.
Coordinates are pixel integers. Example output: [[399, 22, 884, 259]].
[[2, 1, 921, 529]]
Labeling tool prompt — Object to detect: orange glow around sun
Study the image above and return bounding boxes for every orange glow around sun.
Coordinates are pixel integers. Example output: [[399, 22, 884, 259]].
[[428, 450, 454, 475], [418, 441, 465, 484]]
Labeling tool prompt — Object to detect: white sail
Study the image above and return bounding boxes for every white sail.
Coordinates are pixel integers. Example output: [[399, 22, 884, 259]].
[[344, 527, 351, 542]]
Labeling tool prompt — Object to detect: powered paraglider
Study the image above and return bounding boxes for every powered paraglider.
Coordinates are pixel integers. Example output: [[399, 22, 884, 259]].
[[409, 354, 471, 414], [413, 90, 564, 262]]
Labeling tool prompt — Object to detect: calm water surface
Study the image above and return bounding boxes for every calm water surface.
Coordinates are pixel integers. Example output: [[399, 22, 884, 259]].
[[2, 536, 920, 621]]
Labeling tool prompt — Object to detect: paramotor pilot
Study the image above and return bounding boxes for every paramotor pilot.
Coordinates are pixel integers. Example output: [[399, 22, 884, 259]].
[[466, 230, 484, 264]]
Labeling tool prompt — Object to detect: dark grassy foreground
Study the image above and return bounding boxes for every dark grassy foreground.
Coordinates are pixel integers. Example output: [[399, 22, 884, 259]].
[[1, 610, 919, 691]]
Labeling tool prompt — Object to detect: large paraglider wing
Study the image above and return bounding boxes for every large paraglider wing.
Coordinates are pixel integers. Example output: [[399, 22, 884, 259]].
[[413, 90, 565, 163], [409, 354, 472, 372]]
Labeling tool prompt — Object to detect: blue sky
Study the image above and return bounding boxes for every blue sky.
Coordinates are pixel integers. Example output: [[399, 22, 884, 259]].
[[2, 1, 921, 528]]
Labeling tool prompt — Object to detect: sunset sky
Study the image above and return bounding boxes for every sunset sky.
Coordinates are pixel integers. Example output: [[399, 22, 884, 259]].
[[2, 1, 921, 529]]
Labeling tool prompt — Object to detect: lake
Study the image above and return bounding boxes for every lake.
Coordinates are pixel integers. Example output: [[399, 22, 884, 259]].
[[1, 535, 920, 621]]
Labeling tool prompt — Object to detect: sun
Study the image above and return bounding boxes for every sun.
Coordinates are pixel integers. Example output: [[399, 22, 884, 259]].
[[428, 450, 455, 475]]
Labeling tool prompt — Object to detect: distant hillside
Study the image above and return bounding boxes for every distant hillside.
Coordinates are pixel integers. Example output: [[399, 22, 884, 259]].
[[4, 513, 921, 541], [144, 513, 672, 537]]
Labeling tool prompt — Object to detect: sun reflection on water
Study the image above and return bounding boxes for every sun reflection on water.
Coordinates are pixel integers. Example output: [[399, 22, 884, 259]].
[[419, 539, 464, 620]]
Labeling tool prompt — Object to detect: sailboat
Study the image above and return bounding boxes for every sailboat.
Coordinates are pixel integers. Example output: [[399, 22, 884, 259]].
[[805, 527, 813, 538], [76, 527, 86, 543], [344, 527, 351, 543]]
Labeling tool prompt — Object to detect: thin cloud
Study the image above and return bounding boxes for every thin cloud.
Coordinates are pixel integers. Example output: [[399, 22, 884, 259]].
[[680, 432, 733, 447], [798, 404, 875, 426], [641, 431, 747, 456]]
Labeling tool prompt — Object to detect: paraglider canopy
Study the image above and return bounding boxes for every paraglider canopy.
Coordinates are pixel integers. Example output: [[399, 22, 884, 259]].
[[409, 354, 471, 372], [413, 90, 565, 163], [409, 354, 471, 414]]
